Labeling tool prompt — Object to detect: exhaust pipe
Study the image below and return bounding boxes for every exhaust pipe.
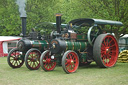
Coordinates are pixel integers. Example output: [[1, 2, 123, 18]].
[[56, 13, 62, 34], [20, 17, 27, 37]]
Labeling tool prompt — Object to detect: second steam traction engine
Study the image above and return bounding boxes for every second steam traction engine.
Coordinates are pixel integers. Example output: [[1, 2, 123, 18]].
[[40, 14, 123, 73]]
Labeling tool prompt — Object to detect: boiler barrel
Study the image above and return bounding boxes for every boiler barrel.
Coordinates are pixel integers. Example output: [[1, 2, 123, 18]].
[[50, 39, 87, 54], [66, 41, 87, 51], [17, 39, 49, 52]]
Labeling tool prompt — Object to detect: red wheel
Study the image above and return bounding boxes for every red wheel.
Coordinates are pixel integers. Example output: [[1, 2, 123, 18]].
[[62, 50, 79, 74], [7, 48, 24, 68], [93, 34, 119, 67], [40, 50, 56, 71], [25, 48, 41, 70]]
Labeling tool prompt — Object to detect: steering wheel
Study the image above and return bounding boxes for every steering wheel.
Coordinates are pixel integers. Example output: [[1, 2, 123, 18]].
[[87, 26, 102, 46]]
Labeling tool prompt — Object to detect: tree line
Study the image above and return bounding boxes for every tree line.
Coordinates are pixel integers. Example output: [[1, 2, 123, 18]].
[[0, 0, 128, 40]]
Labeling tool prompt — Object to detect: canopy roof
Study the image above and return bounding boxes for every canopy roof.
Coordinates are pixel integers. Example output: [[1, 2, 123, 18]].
[[69, 18, 123, 26]]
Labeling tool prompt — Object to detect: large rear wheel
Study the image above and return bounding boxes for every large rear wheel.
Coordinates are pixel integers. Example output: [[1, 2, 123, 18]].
[[25, 48, 41, 70], [93, 34, 119, 67], [62, 50, 79, 74], [7, 48, 24, 68], [40, 50, 56, 71]]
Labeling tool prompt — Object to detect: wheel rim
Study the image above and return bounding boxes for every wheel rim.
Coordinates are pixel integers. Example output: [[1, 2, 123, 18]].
[[8, 48, 24, 68], [42, 51, 56, 71], [64, 52, 79, 73], [101, 35, 118, 67], [26, 50, 41, 70]]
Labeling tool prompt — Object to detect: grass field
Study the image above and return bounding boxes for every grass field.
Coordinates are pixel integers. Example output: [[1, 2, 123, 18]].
[[0, 57, 128, 85]]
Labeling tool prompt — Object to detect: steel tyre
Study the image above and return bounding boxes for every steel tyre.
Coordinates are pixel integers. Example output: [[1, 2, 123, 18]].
[[25, 48, 41, 70], [7, 48, 24, 68], [93, 34, 119, 67], [40, 50, 56, 71], [62, 50, 79, 74]]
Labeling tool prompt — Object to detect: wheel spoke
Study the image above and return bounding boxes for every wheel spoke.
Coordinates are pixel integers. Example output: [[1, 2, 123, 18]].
[[109, 44, 116, 47], [44, 63, 47, 67], [69, 54, 72, 59], [103, 39, 107, 46], [17, 60, 20, 65], [14, 62, 17, 66], [110, 50, 116, 52], [101, 53, 106, 58], [106, 37, 109, 46], [29, 61, 32, 66], [46, 64, 49, 68], [108, 39, 113, 46], [65, 59, 69, 65], [106, 55, 110, 61], [66, 63, 71, 68], [66, 64, 71, 70]]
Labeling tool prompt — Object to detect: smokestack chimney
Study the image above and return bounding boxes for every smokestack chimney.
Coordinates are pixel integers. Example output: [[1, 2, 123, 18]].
[[56, 13, 62, 34], [21, 16, 27, 37]]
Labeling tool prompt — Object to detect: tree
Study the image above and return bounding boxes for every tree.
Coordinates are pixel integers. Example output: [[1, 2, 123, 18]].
[[0, 0, 128, 39], [80, 0, 128, 40], [0, 0, 21, 36]]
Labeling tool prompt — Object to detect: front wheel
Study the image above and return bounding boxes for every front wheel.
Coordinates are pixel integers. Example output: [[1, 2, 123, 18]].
[[62, 50, 79, 74], [25, 48, 41, 70], [40, 50, 56, 71], [7, 48, 24, 68], [93, 34, 119, 67]]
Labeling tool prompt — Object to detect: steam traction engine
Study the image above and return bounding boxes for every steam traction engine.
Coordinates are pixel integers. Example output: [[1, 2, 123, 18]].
[[40, 14, 123, 73], [7, 16, 49, 70]]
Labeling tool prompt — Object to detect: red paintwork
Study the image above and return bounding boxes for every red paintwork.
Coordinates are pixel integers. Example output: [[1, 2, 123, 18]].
[[43, 52, 56, 71], [101, 35, 118, 67], [65, 52, 79, 73]]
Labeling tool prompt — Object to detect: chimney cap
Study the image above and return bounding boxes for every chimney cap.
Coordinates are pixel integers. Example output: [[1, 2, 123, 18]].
[[55, 13, 62, 17]]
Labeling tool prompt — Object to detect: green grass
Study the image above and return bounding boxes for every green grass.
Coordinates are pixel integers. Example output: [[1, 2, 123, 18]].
[[0, 57, 128, 85]]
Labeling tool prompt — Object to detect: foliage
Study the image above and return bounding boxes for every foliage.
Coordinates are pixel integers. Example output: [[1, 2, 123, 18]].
[[0, 0, 21, 36], [0, 0, 128, 40], [72, 26, 89, 34], [80, 0, 128, 40], [35, 22, 56, 35]]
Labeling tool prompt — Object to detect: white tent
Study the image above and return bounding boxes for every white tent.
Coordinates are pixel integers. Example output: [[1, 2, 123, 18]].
[[0, 36, 21, 57]]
